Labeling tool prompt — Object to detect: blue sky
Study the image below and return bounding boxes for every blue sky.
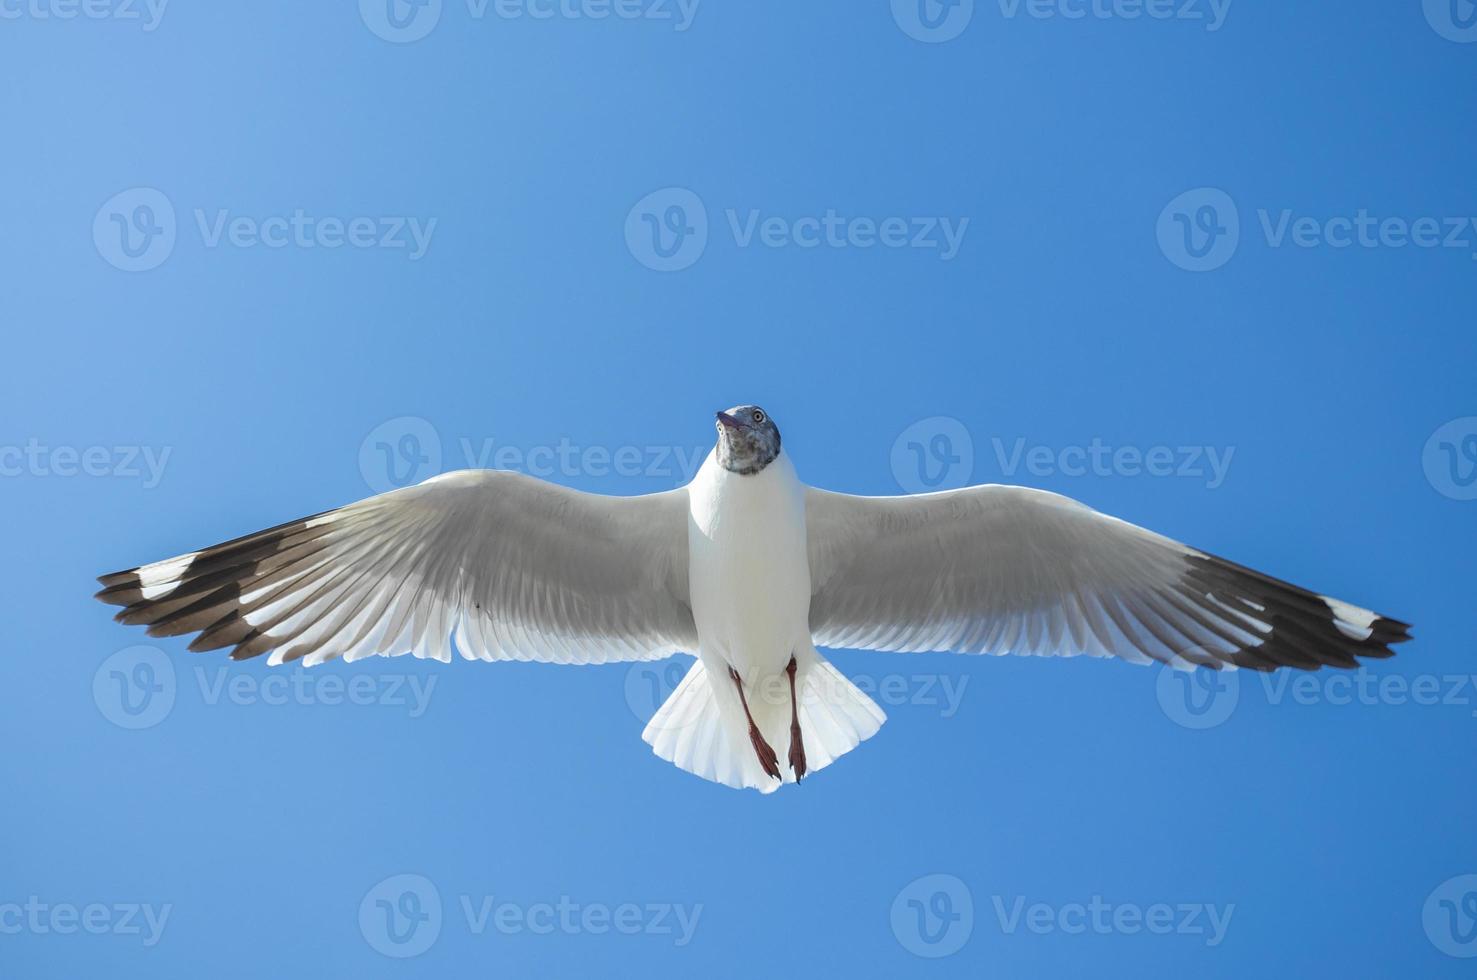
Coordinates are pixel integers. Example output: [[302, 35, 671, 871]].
[[2, 1, 1475, 975]]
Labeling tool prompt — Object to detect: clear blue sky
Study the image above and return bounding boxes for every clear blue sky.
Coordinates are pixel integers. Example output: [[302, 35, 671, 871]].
[[2, 1, 1475, 976]]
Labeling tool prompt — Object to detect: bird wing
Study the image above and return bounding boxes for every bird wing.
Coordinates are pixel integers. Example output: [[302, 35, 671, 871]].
[[804, 484, 1410, 670], [96, 470, 696, 667]]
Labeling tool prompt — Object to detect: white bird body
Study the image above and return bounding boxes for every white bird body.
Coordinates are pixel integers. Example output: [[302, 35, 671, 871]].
[[96, 404, 1410, 794], [687, 447, 810, 684], [676, 448, 873, 792]]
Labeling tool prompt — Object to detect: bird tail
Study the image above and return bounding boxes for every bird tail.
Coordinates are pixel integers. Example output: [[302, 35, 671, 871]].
[[641, 650, 885, 793]]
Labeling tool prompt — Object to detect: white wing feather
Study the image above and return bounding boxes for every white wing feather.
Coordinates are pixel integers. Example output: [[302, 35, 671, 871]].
[[98, 470, 696, 667], [805, 484, 1409, 671]]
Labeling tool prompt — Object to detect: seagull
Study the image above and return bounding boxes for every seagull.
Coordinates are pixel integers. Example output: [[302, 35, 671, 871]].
[[96, 405, 1411, 793]]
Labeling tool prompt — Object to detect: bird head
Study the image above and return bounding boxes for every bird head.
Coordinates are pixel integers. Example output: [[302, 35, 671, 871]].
[[714, 405, 781, 475]]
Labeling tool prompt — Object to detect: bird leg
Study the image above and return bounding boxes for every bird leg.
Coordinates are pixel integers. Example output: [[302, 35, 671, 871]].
[[785, 655, 807, 782], [728, 666, 781, 781]]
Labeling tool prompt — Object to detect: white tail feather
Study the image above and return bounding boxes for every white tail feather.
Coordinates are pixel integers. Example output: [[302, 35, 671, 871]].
[[642, 653, 885, 793]]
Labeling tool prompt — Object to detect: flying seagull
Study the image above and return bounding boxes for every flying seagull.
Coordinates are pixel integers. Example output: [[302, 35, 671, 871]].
[[96, 406, 1410, 793]]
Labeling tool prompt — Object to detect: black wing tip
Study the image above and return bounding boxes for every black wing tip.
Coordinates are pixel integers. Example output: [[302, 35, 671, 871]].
[[92, 509, 351, 665], [1373, 615, 1414, 639], [1238, 614, 1410, 673], [1352, 613, 1413, 659], [1181, 553, 1414, 673], [94, 573, 142, 607]]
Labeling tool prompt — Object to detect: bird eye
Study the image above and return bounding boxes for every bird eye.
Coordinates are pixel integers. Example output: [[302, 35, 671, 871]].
[[752, 410, 766, 424]]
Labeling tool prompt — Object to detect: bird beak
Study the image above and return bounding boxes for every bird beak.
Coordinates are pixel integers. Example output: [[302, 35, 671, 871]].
[[715, 411, 746, 431]]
